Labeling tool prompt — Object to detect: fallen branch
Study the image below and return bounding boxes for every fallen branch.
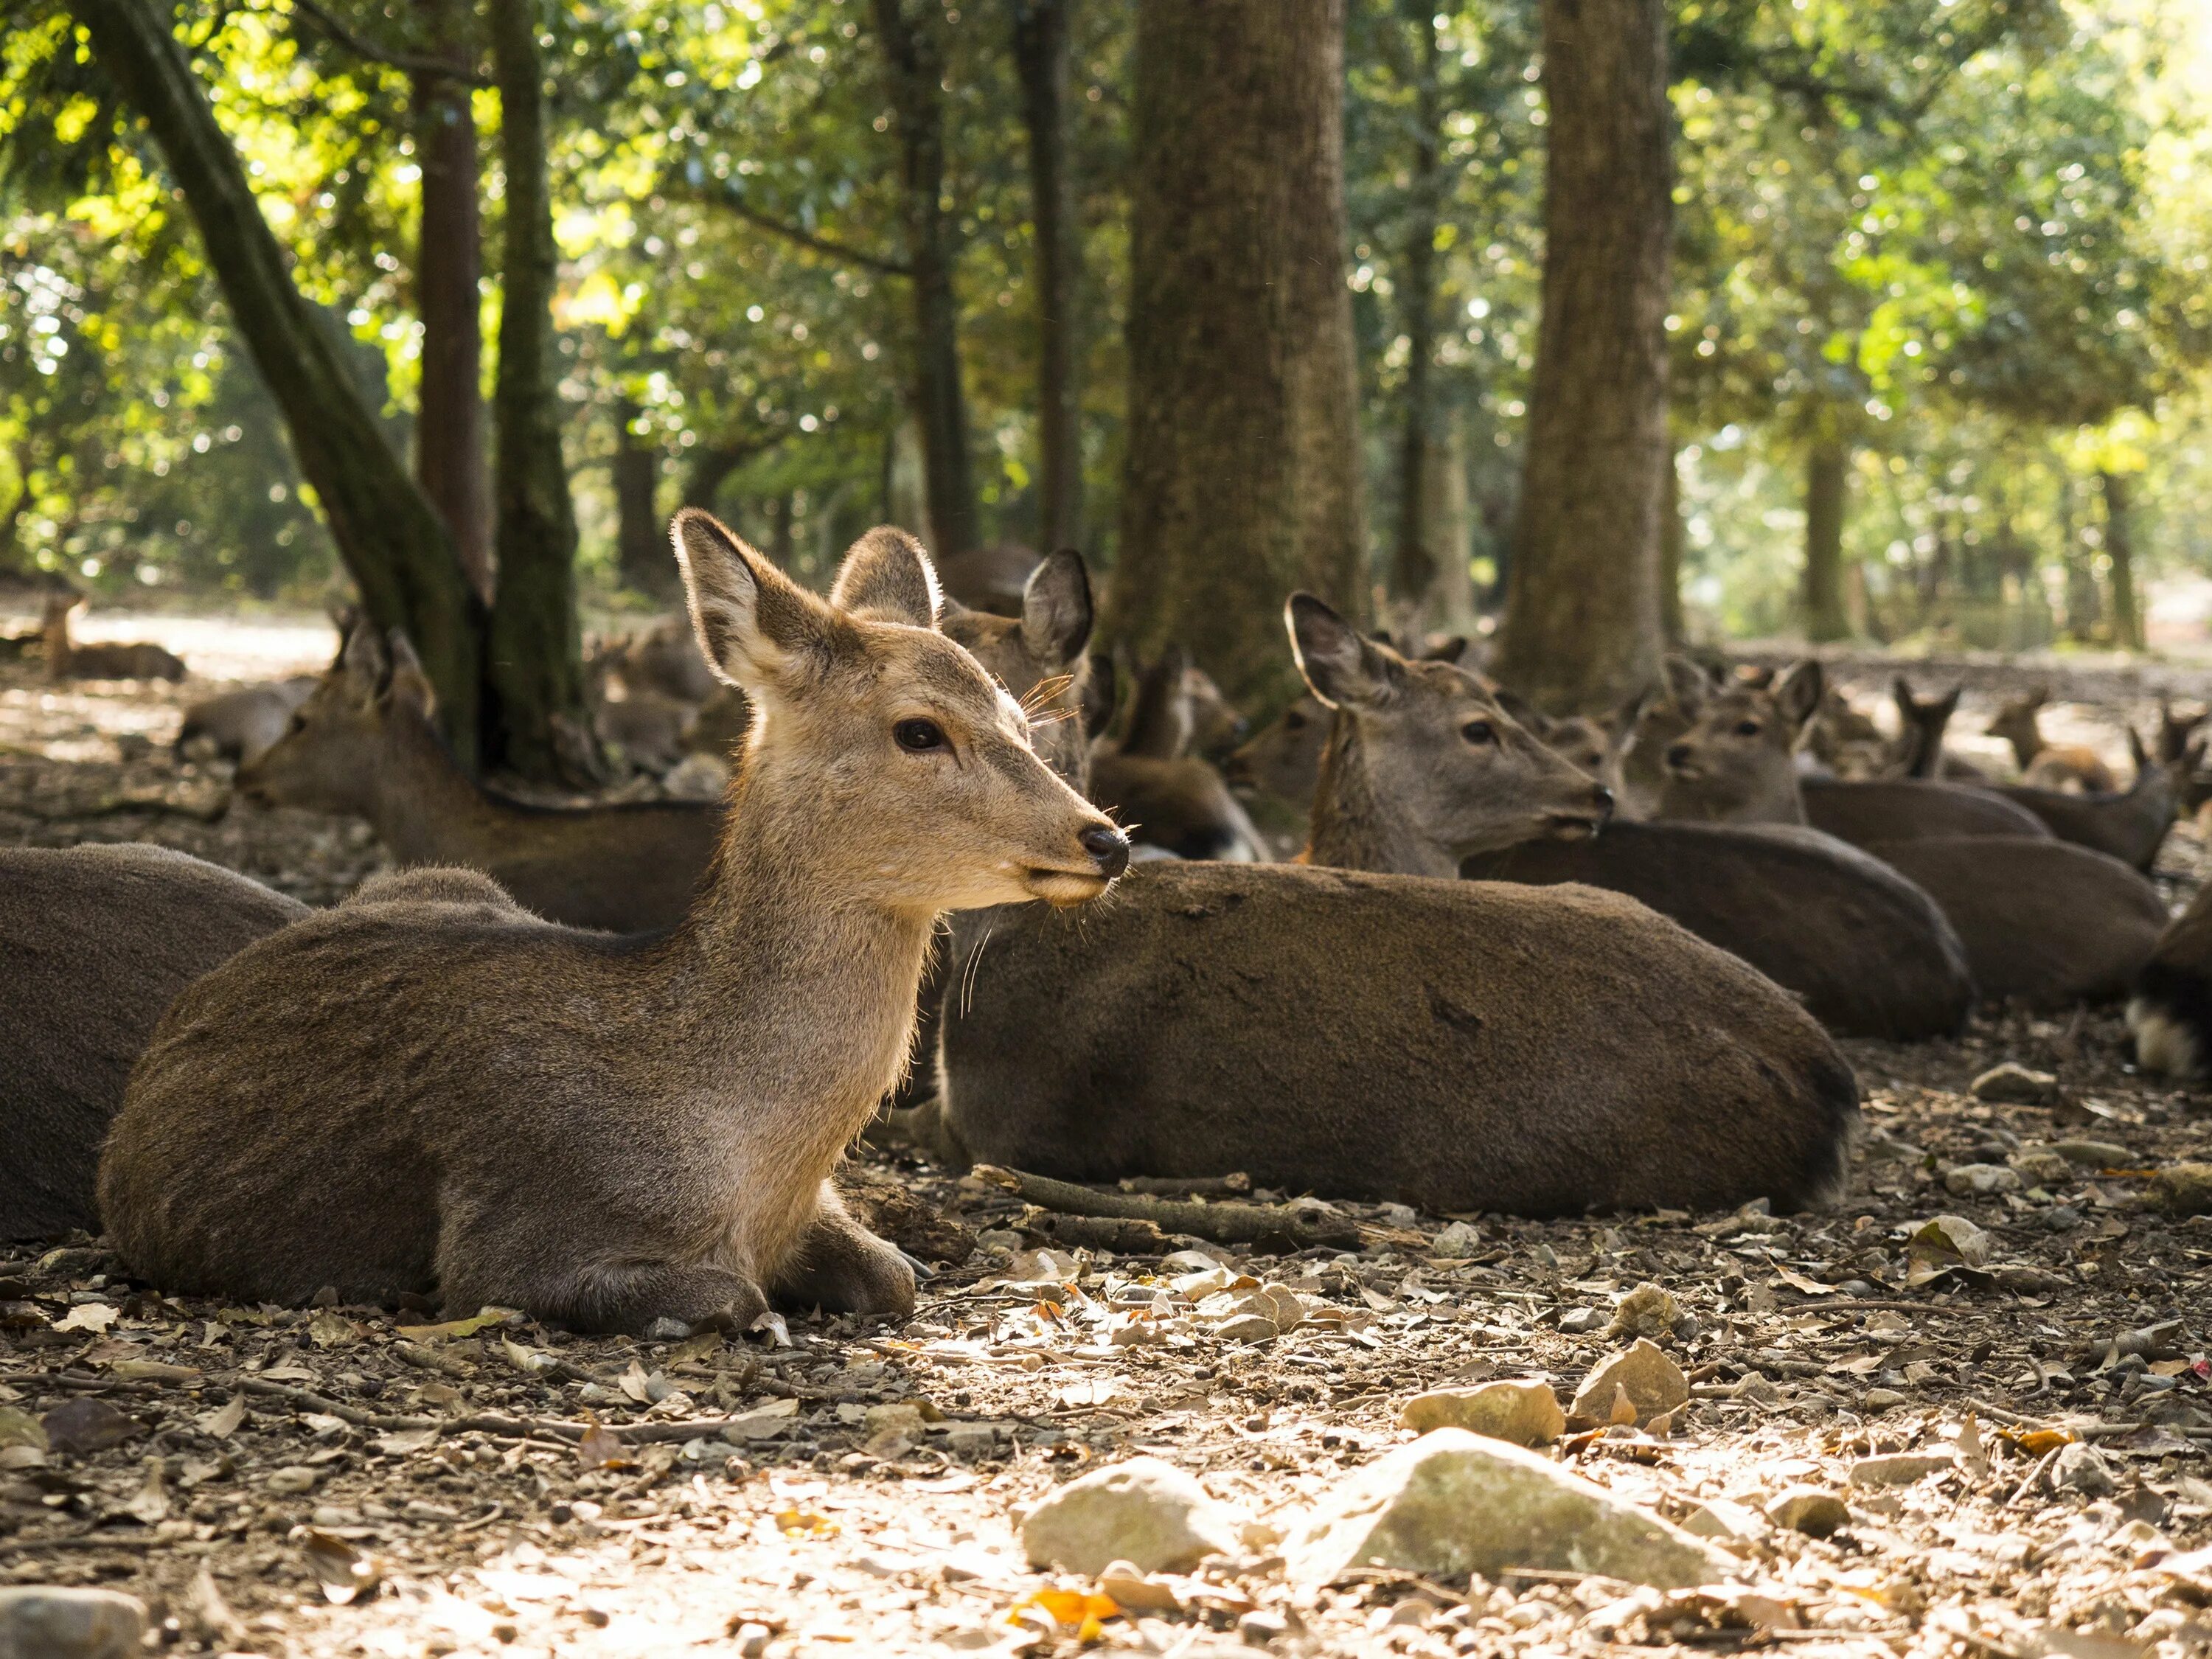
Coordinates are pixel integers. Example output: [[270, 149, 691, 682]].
[[1018, 1209, 1189, 1254], [970, 1164, 1359, 1251]]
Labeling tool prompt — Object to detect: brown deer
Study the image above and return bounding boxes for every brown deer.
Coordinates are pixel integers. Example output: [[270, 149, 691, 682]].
[[928, 599, 1860, 1216], [234, 624, 720, 932], [41, 594, 186, 682], [1660, 664, 2166, 1007], [99, 513, 1127, 1329], [1088, 646, 1267, 862], [1988, 688, 2117, 793], [2128, 880, 2212, 1079], [1986, 727, 2191, 873], [1, 845, 305, 1239], [175, 676, 320, 765], [1888, 678, 1986, 781]]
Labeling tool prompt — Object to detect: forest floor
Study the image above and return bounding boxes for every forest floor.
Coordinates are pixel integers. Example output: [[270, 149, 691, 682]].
[[3, 616, 2211, 1659]]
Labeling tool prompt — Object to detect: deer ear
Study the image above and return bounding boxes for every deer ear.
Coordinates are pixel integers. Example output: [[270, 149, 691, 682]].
[[1020, 549, 1093, 667], [2129, 726, 2152, 775], [673, 509, 836, 690], [382, 630, 437, 719], [829, 526, 941, 627], [339, 619, 389, 702], [1774, 661, 1825, 732], [1660, 655, 1708, 717], [1287, 594, 1395, 710]]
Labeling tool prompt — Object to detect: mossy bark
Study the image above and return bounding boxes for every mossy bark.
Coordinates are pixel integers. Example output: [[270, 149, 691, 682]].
[[1803, 442, 1851, 644]]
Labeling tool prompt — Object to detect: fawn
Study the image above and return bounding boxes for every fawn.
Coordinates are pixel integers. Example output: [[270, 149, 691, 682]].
[[100, 514, 1127, 1330], [1989, 688, 2117, 793], [41, 594, 186, 682]]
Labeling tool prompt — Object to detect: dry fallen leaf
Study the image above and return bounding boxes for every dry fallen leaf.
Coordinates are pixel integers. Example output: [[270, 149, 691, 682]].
[[574, 1419, 635, 1470], [306, 1311, 358, 1349], [52, 1301, 119, 1335], [122, 1455, 169, 1525], [302, 1528, 384, 1605], [396, 1307, 516, 1342]]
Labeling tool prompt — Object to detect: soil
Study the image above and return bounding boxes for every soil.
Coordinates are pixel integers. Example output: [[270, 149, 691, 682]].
[[3, 618, 2210, 1658]]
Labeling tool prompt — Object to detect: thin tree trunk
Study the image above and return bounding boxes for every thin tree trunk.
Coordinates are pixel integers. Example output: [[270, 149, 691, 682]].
[[1107, 0, 1365, 712], [75, 0, 482, 761], [613, 400, 667, 594], [768, 492, 797, 568], [1803, 440, 1850, 643], [1010, 0, 1082, 554], [1659, 444, 1685, 643], [487, 0, 593, 780], [872, 0, 978, 557], [411, 0, 491, 600], [1391, 10, 1444, 613], [1494, 0, 1671, 713], [2100, 470, 2143, 651]]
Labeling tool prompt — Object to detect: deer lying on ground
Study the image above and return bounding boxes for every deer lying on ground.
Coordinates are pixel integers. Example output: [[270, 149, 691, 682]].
[[1988, 687, 2116, 793], [930, 597, 1859, 1215], [1886, 677, 1989, 782], [235, 625, 719, 932], [100, 513, 1127, 1329], [41, 594, 186, 682], [1088, 647, 1267, 862], [2127, 880, 2212, 1080], [1, 845, 305, 1239], [1659, 662, 2166, 1008], [175, 677, 320, 765], [1984, 728, 2189, 873]]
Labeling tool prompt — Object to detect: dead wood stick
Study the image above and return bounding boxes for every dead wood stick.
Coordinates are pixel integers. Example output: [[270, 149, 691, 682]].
[[970, 1165, 1359, 1250]]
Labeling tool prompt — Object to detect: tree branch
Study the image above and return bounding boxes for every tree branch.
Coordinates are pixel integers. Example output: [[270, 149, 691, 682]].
[[694, 182, 914, 276], [283, 0, 490, 86]]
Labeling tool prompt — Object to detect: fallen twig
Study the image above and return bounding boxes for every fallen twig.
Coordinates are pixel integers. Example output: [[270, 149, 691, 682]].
[[970, 1165, 1359, 1251]]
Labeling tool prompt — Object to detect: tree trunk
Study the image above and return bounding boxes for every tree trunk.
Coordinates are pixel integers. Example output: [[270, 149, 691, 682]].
[[872, 0, 978, 557], [2100, 470, 2143, 652], [613, 400, 667, 594], [1107, 0, 1365, 712], [885, 412, 931, 532], [486, 0, 593, 780], [1010, 0, 1082, 554], [1658, 445, 1685, 642], [411, 0, 491, 601], [1390, 10, 1444, 613], [1803, 440, 1850, 643], [75, 0, 482, 761], [1494, 0, 1670, 713]]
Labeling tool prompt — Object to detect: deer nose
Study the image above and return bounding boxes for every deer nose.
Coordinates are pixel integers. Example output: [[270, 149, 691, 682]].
[[1590, 785, 1615, 823], [1080, 824, 1130, 879], [1665, 741, 1694, 770]]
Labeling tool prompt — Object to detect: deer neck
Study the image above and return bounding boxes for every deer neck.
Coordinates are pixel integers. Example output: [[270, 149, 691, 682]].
[[369, 709, 515, 863], [1304, 714, 1459, 879], [2005, 728, 2042, 771]]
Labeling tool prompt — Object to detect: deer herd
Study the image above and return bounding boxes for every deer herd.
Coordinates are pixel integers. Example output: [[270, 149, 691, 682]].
[[4, 513, 2212, 1335]]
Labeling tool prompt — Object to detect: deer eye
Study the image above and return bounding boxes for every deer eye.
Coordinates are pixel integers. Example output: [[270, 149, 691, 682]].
[[894, 718, 947, 753], [1282, 710, 1307, 731], [1733, 720, 1762, 737], [1461, 719, 1495, 746]]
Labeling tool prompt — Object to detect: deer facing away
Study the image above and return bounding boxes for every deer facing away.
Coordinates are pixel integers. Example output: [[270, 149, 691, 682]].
[[99, 514, 1127, 1331]]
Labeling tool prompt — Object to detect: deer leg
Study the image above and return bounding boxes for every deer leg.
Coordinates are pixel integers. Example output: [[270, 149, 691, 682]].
[[768, 1186, 917, 1318], [436, 1218, 769, 1336]]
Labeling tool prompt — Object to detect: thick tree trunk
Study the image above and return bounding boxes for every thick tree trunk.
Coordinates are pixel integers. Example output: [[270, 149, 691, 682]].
[[2099, 470, 2143, 652], [873, 0, 978, 557], [1107, 0, 1366, 712], [613, 400, 667, 594], [1390, 11, 1445, 613], [1658, 445, 1685, 642], [486, 0, 593, 780], [1010, 0, 1081, 554], [1495, 0, 1671, 713], [411, 0, 491, 600], [75, 0, 482, 761], [1803, 441, 1850, 643]]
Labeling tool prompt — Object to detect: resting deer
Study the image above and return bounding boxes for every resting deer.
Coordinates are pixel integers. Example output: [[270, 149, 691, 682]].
[[1989, 688, 2116, 793], [1888, 678, 1987, 781], [100, 513, 1127, 1329], [2129, 881, 2212, 1080], [41, 594, 186, 682], [1088, 647, 1267, 862], [175, 677, 321, 765], [1985, 728, 2190, 873], [1, 845, 305, 1239], [235, 625, 720, 932], [929, 597, 1859, 1216], [1660, 663, 2166, 1008]]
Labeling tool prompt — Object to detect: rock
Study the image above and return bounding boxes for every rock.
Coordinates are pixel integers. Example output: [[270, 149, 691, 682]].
[[1766, 1488, 1851, 1537], [1943, 1163, 2022, 1197], [0, 1587, 145, 1659], [1430, 1221, 1483, 1258], [1970, 1062, 2057, 1105], [1570, 1340, 1688, 1427], [862, 1404, 926, 1458], [1682, 1497, 1768, 1545], [1607, 1284, 1682, 1340], [1210, 1314, 1279, 1344], [2052, 1140, 2133, 1169], [2008, 1147, 2073, 1187], [2049, 1443, 2119, 1498], [2149, 1164, 2212, 1219], [1020, 1458, 1239, 1575], [1281, 1430, 1725, 1590], [265, 1466, 321, 1495], [1849, 1453, 1955, 1486], [1399, 1381, 1565, 1447], [1559, 1307, 1604, 1335]]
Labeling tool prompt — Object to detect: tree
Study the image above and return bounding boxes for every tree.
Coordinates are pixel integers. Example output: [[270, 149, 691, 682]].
[[1803, 440, 1851, 641], [1107, 0, 1365, 712], [72, 0, 483, 760], [2099, 469, 2143, 651], [1009, 0, 1080, 554], [1494, 0, 1672, 712], [1386, 4, 1446, 617]]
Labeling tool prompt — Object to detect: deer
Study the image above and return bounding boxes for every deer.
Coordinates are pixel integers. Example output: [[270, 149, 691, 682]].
[[41, 593, 186, 682], [926, 595, 1860, 1217], [175, 677, 321, 765], [234, 624, 720, 933], [1658, 662, 2167, 1008], [98, 512, 1127, 1330], [1088, 645, 1268, 862], [1984, 727, 2191, 873], [1988, 687, 2117, 793], [1888, 678, 1989, 781], [2127, 882, 2212, 1081], [1, 844, 306, 1239]]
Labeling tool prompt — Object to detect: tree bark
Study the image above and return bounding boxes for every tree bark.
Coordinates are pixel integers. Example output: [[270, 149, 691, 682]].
[[1803, 440, 1850, 643], [487, 0, 593, 779], [75, 0, 482, 761], [1658, 445, 1685, 642], [1107, 0, 1366, 712], [1390, 10, 1445, 613], [1009, 0, 1081, 554], [2099, 470, 2143, 652], [411, 0, 491, 600], [1494, 0, 1671, 713], [872, 0, 978, 557], [613, 400, 667, 594]]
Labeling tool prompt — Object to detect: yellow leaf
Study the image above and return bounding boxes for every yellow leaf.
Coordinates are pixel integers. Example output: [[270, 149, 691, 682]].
[[773, 1506, 839, 1538], [1009, 1587, 1120, 1642], [395, 1308, 516, 1343]]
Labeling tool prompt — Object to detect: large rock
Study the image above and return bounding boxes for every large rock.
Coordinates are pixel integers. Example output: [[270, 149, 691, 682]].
[[1400, 1381, 1565, 1447], [1570, 1340, 1688, 1427], [1282, 1430, 1727, 1590], [0, 1588, 145, 1659], [1020, 1458, 1239, 1576]]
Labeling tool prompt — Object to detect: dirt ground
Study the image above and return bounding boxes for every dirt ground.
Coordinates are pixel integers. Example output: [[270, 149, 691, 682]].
[[4, 615, 2211, 1659]]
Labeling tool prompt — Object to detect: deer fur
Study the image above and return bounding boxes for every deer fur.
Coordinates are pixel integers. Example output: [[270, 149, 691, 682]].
[[100, 513, 1126, 1329], [175, 677, 320, 765], [1986, 727, 2189, 872], [2128, 880, 2212, 1080], [236, 625, 720, 932], [1988, 688, 2117, 793], [1088, 646, 1267, 862], [41, 594, 186, 682], [1801, 777, 2053, 845], [1, 845, 305, 1239]]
